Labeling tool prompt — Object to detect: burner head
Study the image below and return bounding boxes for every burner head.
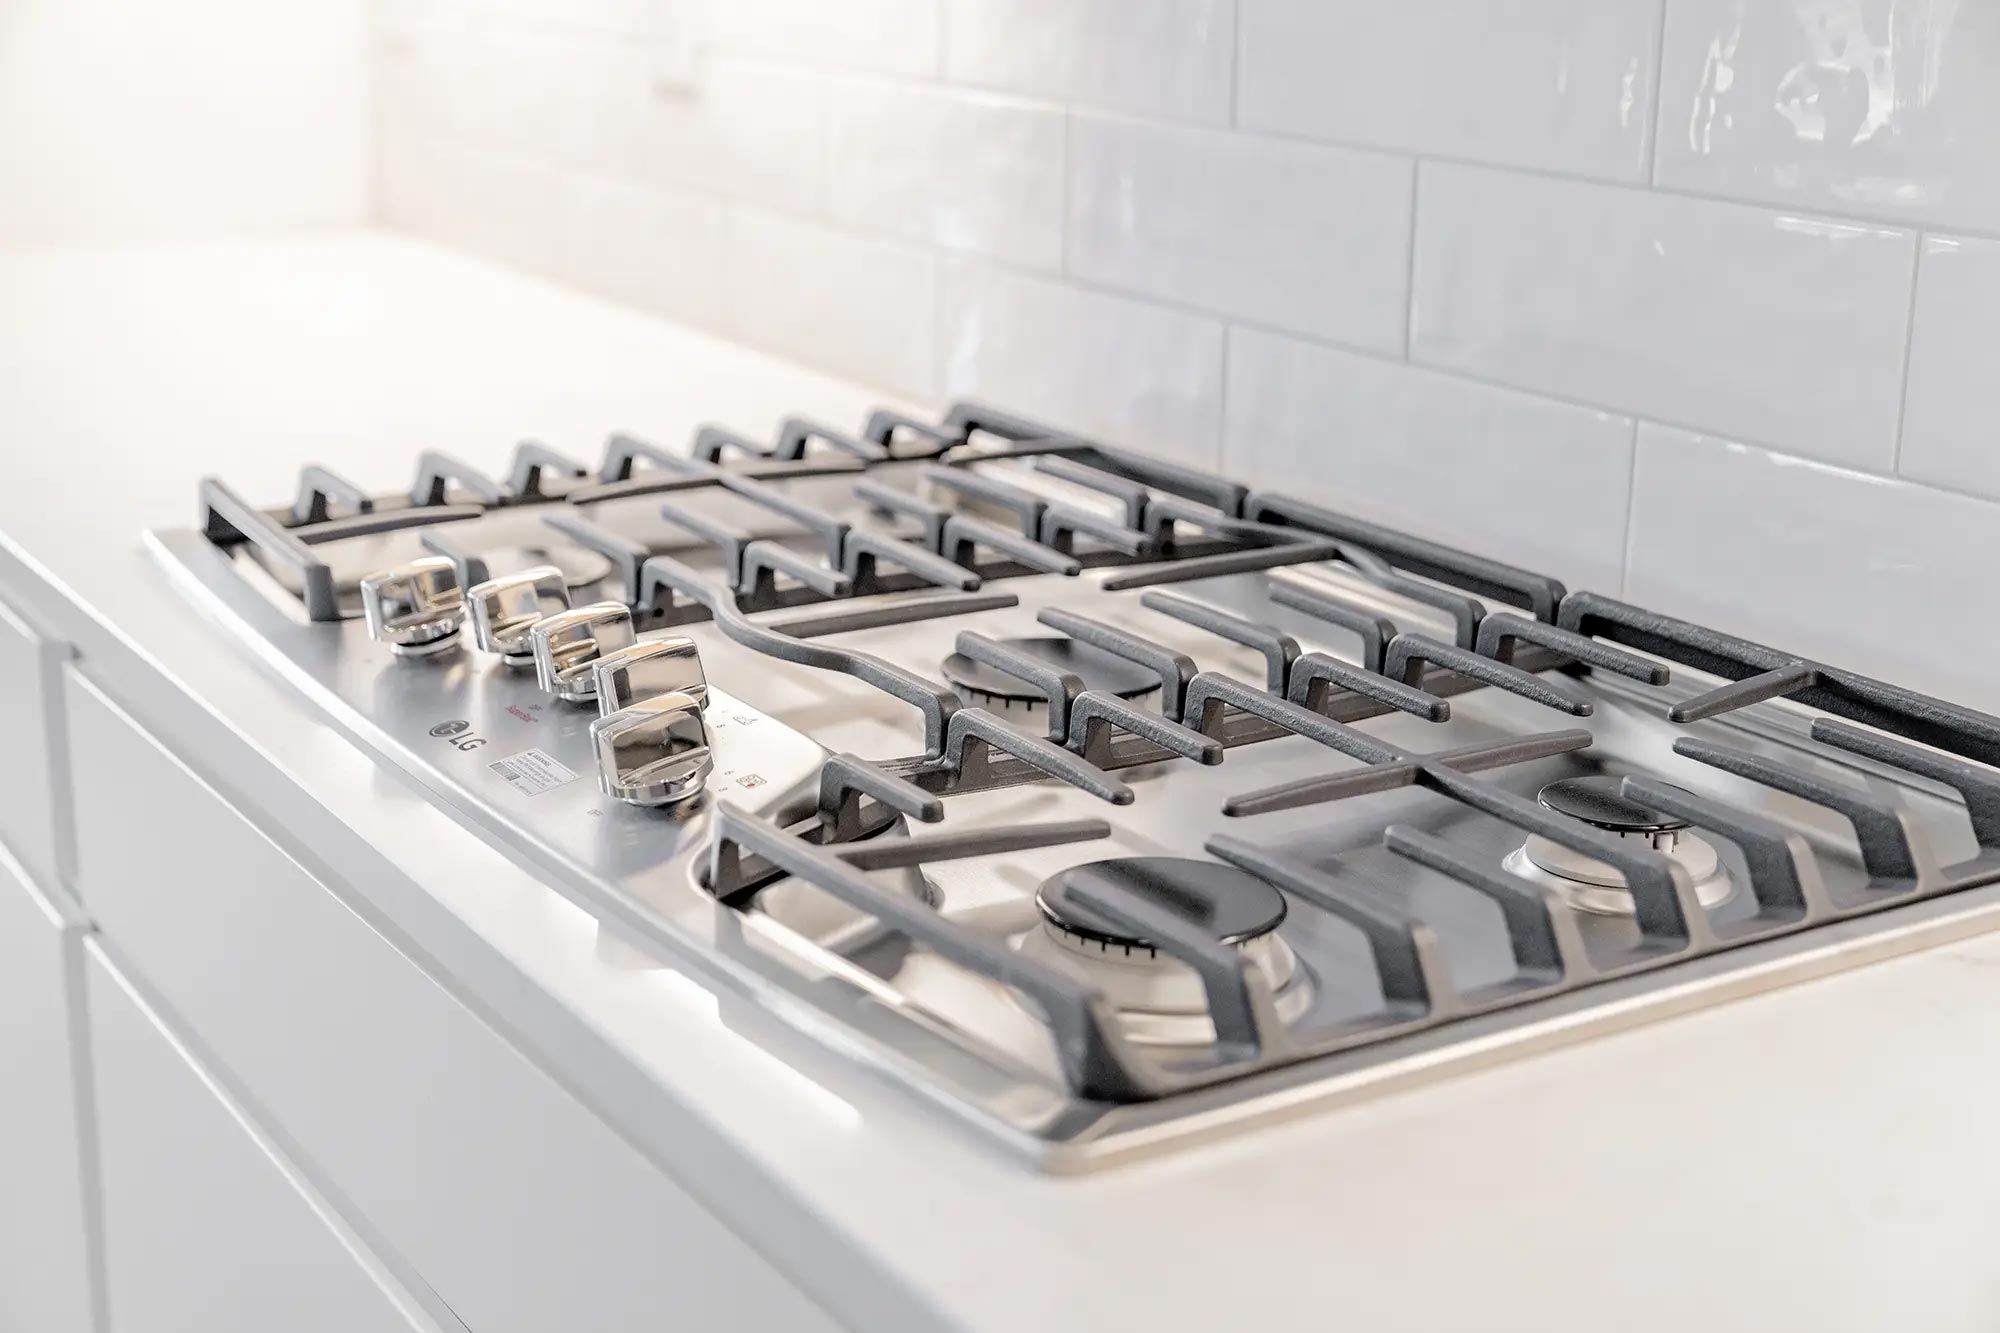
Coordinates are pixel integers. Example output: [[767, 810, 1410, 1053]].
[[1510, 774, 1733, 916], [941, 636, 1158, 711], [1536, 775, 1691, 836], [1036, 857, 1287, 956]]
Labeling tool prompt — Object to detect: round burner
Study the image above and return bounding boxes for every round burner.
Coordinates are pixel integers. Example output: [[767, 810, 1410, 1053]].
[[1537, 775, 1691, 835], [1036, 857, 1287, 956], [942, 637, 1159, 711], [1016, 857, 1310, 1045], [1505, 774, 1734, 916]]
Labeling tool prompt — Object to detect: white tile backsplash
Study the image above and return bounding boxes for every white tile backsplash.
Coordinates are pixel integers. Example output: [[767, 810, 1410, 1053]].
[[1656, 0, 2000, 233], [1068, 116, 1412, 351], [940, 261, 1224, 466], [723, 210, 939, 401], [549, 173, 728, 330], [453, 27, 659, 176], [824, 81, 1065, 269], [646, 62, 831, 211], [1412, 163, 1915, 471], [1238, 0, 1661, 181], [370, 0, 2000, 695], [1899, 234, 2000, 502], [1225, 328, 1636, 592], [707, 0, 941, 78], [944, 0, 1233, 124], [1627, 424, 2000, 712]]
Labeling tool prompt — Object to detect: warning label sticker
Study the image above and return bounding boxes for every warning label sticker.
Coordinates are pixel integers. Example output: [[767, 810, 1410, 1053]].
[[487, 747, 578, 797]]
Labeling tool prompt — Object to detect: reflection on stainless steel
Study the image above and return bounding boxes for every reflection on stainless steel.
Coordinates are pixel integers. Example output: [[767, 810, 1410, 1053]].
[[359, 556, 464, 657], [468, 564, 570, 666], [592, 690, 713, 807], [158, 401, 2000, 1170], [529, 602, 635, 704], [591, 636, 708, 713]]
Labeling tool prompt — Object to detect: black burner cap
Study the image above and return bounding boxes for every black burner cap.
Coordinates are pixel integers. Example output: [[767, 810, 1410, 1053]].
[[1537, 775, 1691, 834], [1037, 857, 1287, 952], [942, 636, 1158, 708]]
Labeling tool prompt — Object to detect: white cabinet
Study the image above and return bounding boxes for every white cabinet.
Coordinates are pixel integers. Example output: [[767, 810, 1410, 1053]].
[[85, 945, 436, 1333], [0, 593, 68, 892], [0, 847, 96, 1333], [63, 668, 840, 1332]]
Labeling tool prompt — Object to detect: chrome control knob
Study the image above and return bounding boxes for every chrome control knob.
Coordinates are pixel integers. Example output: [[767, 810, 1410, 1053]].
[[359, 557, 464, 658], [528, 602, 634, 704], [590, 691, 713, 807], [590, 637, 708, 716], [467, 565, 571, 667]]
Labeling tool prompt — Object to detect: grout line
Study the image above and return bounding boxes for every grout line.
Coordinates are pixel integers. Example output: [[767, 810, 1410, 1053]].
[[1617, 418, 1643, 596], [1891, 229, 1927, 475], [1227, 0, 1243, 129], [1640, 0, 1671, 183], [1058, 111, 1073, 278], [1401, 159, 1422, 360], [1215, 325, 1233, 472], [931, 237, 951, 412]]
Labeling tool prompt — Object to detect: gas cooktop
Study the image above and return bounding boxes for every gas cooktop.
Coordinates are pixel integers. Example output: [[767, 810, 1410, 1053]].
[[148, 400, 2000, 1169]]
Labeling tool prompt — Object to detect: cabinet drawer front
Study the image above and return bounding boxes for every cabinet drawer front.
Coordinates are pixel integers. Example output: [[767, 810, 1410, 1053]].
[[86, 947, 434, 1333], [64, 669, 837, 1333], [0, 849, 96, 1333], [0, 593, 67, 892]]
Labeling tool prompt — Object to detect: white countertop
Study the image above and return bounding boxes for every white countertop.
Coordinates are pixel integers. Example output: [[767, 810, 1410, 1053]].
[[5, 231, 1997, 1331]]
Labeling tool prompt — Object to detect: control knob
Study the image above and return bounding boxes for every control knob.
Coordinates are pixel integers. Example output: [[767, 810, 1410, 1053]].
[[589, 636, 708, 713], [467, 565, 570, 667], [527, 602, 635, 703], [590, 691, 713, 807], [587, 637, 713, 807], [359, 557, 464, 658]]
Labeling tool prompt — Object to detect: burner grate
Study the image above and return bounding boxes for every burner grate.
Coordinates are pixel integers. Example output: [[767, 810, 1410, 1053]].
[[187, 396, 2000, 1125]]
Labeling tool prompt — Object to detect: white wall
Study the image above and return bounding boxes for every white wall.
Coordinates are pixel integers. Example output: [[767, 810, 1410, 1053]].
[[0, 0, 369, 245], [371, 0, 2000, 695]]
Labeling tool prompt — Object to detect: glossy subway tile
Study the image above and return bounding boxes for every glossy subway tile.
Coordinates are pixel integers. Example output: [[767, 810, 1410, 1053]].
[[644, 62, 832, 214], [1224, 326, 1636, 593], [1411, 162, 1915, 473], [1899, 234, 2000, 502], [943, 0, 1234, 124], [1237, 0, 1661, 182], [1655, 0, 2000, 233], [1067, 115, 1412, 352], [1626, 422, 2000, 712], [823, 81, 1065, 270], [939, 260, 1225, 467], [707, 0, 942, 78], [722, 209, 939, 401]]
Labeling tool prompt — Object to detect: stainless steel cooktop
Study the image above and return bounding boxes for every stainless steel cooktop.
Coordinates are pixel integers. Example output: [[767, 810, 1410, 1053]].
[[149, 400, 2000, 1169]]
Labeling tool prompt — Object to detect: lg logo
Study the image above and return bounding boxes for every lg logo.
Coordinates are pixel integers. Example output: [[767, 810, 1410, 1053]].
[[429, 719, 486, 751]]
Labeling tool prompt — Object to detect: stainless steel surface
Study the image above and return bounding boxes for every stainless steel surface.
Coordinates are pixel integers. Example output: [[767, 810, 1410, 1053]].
[[150, 517, 2000, 1172], [467, 565, 570, 666], [150, 408, 2000, 1172], [529, 601, 634, 704], [359, 556, 463, 657], [591, 690, 714, 807]]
